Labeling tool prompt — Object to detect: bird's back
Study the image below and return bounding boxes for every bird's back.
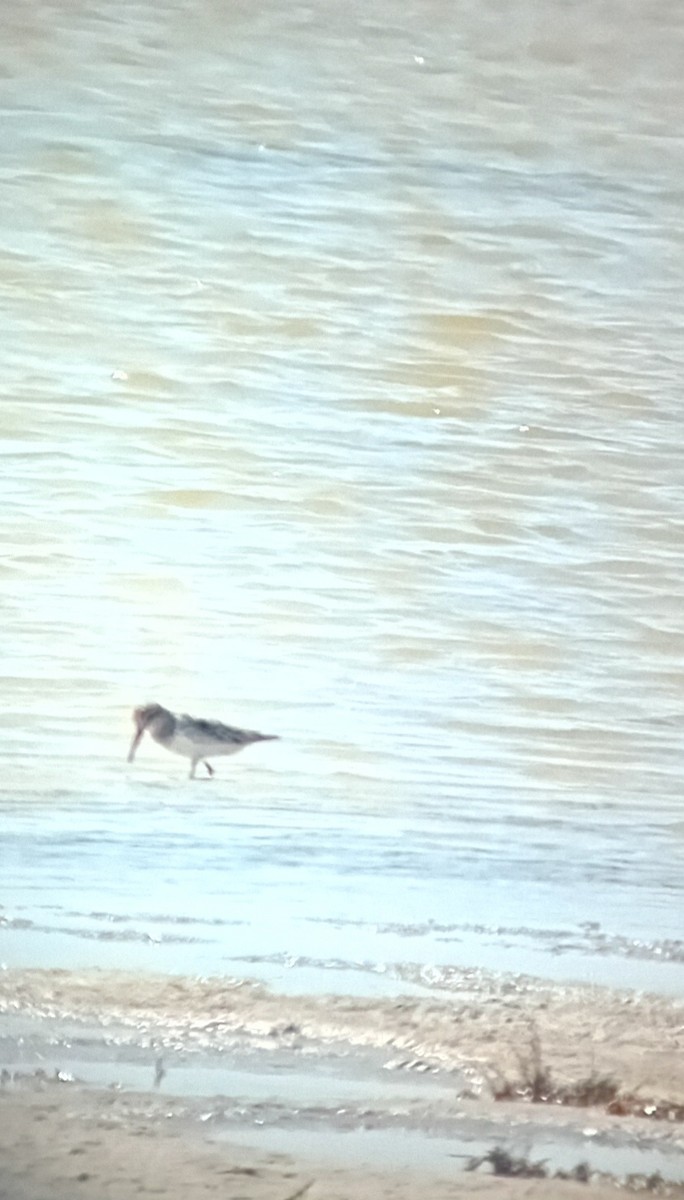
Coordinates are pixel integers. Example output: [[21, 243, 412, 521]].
[[178, 714, 277, 748]]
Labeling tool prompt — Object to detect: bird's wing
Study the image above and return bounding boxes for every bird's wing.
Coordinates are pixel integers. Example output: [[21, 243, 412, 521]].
[[181, 715, 255, 745]]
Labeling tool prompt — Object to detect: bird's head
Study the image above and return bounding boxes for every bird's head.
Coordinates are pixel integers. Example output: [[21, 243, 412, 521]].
[[128, 703, 167, 761]]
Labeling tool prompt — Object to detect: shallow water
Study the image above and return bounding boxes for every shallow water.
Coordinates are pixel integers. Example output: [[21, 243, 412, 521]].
[[3, 1047, 683, 1184], [2, 0, 684, 1000]]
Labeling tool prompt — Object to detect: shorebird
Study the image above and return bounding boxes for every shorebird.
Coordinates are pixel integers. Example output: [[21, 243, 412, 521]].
[[127, 702, 278, 779]]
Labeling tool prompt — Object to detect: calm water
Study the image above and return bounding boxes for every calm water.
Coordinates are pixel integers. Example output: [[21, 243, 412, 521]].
[[2, 0, 684, 998]]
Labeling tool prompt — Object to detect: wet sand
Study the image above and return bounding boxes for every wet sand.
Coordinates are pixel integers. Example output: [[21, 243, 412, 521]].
[[1, 965, 683, 1198], [3, 1082, 683, 1200], [2, 964, 682, 1100]]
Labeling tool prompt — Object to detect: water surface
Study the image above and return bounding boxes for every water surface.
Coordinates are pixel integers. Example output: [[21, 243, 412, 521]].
[[1, 0, 684, 998]]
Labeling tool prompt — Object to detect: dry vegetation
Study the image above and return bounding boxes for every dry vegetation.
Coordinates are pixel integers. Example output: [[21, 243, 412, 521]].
[[491, 1026, 684, 1122], [466, 1147, 670, 1193]]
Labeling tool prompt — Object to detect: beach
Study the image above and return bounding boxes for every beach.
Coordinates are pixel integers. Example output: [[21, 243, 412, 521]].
[[1, 964, 683, 1195], [6, 1082, 683, 1200], [7, 1083, 671, 1200]]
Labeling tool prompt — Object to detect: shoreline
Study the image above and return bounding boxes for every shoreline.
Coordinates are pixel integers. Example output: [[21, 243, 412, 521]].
[[2, 963, 682, 1101], [2, 1080, 684, 1200], [1, 963, 683, 1196]]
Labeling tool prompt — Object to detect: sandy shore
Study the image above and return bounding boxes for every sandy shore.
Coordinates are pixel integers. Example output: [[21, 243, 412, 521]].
[[3, 1081, 682, 1200], [1, 965, 683, 1199], [1, 964, 682, 1100]]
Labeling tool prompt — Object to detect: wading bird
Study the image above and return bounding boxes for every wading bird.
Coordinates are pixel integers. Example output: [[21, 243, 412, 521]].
[[127, 703, 278, 779]]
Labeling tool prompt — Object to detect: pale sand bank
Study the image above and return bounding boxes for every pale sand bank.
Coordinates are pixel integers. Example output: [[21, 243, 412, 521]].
[[1, 965, 682, 1100], [2, 1083, 683, 1200], [1, 966, 683, 1199]]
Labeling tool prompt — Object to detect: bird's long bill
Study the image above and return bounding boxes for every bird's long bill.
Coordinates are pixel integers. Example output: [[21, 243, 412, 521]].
[[127, 728, 144, 762]]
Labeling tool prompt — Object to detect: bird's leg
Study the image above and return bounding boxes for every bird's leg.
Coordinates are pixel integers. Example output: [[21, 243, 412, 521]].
[[189, 758, 200, 780], [203, 761, 215, 778]]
